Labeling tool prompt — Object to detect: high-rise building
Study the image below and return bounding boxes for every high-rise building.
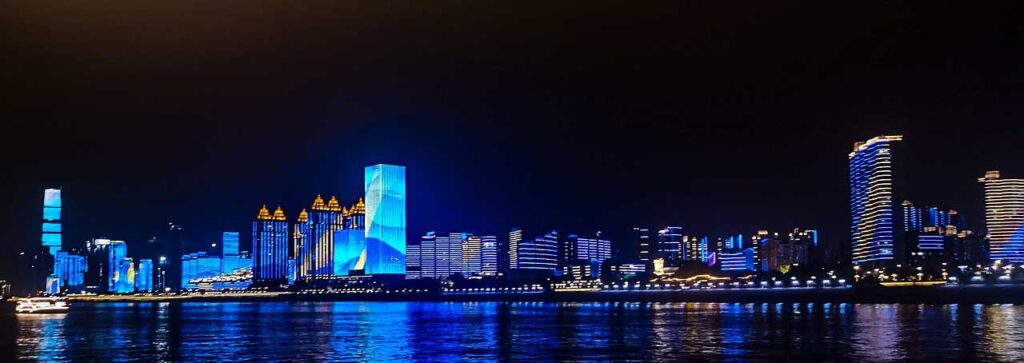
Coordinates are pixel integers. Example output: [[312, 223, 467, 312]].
[[657, 227, 684, 264], [481, 235, 498, 276], [252, 205, 289, 286], [407, 232, 466, 279], [304, 195, 345, 279], [107, 241, 127, 292], [720, 248, 756, 272], [561, 233, 612, 279], [979, 171, 1024, 263], [53, 251, 87, 291], [364, 164, 407, 275], [222, 232, 240, 256], [114, 257, 135, 294], [462, 235, 482, 275], [181, 252, 221, 289], [136, 259, 153, 292], [517, 231, 559, 271], [163, 222, 184, 291], [633, 227, 652, 266], [333, 229, 366, 275], [41, 188, 62, 256], [849, 135, 902, 266], [508, 228, 523, 270]]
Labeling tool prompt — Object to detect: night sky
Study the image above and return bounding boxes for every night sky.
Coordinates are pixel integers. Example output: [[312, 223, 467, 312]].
[[2, 2, 1023, 278]]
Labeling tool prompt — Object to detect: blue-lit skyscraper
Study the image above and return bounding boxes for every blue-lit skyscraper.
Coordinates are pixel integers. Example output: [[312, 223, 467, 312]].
[[115, 257, 135, 294], [136, 259, 153, 292], [41, 188, 62, 255], [252, 205, 289, 285], [364, 164, 406, 275], [222, 232, 240, 256], [481, 235, 498, 276], [849, 135, 902, 266], [979, 171, 1024, 263], [107, 240, 127, 292], [333, 229, 366, 275]]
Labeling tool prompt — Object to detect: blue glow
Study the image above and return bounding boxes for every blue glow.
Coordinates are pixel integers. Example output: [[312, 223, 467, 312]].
[[223, 232, 240, 256], [42, 222, 61, 233], [182, 252, 221, 289], [108, 241, 127, 292], [136, 259, 153, 292], [364, 164, 406, 275], [114, 258, 134, 294], [41, 233, 61, 248], [43, 188, 61, 208], [849, 138, 897, 265], [333, 229, 365, 275], [252, 218, 289, 283]]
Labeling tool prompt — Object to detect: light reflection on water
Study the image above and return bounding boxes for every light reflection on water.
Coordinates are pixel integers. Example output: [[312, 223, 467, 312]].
[[5, 302, 1024, 361]]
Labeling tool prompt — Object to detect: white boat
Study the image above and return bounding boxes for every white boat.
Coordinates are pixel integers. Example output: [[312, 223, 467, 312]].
[[16, 297, 70, 314]]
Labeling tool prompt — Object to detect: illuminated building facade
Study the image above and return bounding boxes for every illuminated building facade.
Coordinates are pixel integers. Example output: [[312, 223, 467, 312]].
[[252, 205, 289, 285], [41, 188, 62, 256], [107, 240, 127, 292], [304, 195, 345, 279], [407, 232, 465, 279], [364, 164, 406, 275], [657, 227, 683, 264], [333, 229, 366, 276], [462, 235, 482, 275], [561, 233, 612, 279], [517, 231, 559, 271], [181, 252, 221, 289], [221, 231, 250, 275], [633, 227, 652, 266], [720, 248, 755, 272], [481, 235, 498, 276], [979, 171, 1024, 263], [136, 259, 153, 292], [54, 251, 87, 291], [114, 257, 135, 293], [509, 228, 523, 270], [223, 231, 240, 256], [849, 135, 902, 265]]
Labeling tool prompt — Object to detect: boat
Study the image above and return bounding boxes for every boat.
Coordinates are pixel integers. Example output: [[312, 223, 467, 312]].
[[16, 297, 70, 314]]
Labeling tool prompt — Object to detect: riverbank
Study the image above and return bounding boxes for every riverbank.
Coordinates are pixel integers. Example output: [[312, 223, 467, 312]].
[[43, 285, 1024, 304]]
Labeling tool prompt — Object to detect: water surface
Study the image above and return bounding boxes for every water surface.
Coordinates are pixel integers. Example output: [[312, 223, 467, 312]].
[[4, 302, 1024, 361]]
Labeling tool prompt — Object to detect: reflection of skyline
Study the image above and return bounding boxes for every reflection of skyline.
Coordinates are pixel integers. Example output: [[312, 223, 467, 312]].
[[11, 302, 1024, 360]]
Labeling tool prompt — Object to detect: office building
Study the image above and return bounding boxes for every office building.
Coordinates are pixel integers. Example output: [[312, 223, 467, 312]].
[[508, 228, 523, 270], [561, 233, 612, 279], [114, 257, 135, 294], [333, 229, 366, 275], [136, 259, 153, 292], [481, 235, 498, 276], [252, 205, 289, 285], [979, 171, 1024, 263], [107, 240, 127, 292], [364, 164, 407, 275], [408, 232, 465, 279], [181, 252, 221, 289], [462, 235, 482, 275], [53, 251, 87, 291], [633, 227, 653, 266], [517, 230, 559, 271], [720, 248, 756, 272], [303, 195, 345, 279], [849, 135, 902, 265], [657, 227, 683, 264], [222, 232, 240, 256]]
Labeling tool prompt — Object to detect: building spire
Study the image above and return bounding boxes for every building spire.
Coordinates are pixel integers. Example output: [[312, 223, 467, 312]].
[[273, 206, 286, 221], [257, 205, 271, 220], [311, 194, 326, 210]]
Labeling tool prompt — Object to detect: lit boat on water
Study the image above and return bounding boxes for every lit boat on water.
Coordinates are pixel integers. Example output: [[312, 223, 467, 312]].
[[16, 297, 70, 314]]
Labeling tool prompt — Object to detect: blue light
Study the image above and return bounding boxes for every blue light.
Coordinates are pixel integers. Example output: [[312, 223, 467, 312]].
[[364, 164, 406, 275], [333, 229, 366, 275]]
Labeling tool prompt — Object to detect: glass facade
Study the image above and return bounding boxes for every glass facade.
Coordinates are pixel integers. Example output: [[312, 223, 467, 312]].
[[108, 241, 127, 292], [849, 135, 902, 265], [42, 188, 62, 255], [517, 231, 559, 271], [136, 259, 153, 292], [364, 164, 406, 275], [223, 232, 240, 256], [333, 229, 366, 276], [480, 235, 498, 276]]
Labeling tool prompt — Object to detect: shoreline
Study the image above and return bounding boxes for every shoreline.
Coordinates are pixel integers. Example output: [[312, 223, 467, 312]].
[[41, 285, 1024, 305]]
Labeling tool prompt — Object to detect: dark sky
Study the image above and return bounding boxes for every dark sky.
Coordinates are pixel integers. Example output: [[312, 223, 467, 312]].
[[2, 2, 1023, 278]]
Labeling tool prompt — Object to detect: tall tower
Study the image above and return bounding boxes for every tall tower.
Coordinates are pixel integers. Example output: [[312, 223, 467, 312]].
[[979, 171, 1024, 263], [293, 209, 310, 281], [41, 188, 62, 256], [307, 195, 344, 279], [849, 135, 902, 266], [508, 228, 523, 270], [252, 205, 289, 286], [364, 164, 407, 275]]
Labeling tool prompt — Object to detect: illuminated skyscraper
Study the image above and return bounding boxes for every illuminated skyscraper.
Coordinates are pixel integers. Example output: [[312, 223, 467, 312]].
[[306, 195, 344, 279], [53, 251, 86, 291], [333, 229, 366, 276], [462, 235, 482, 275], [849, 135, 902, 265], [633, 227, 652, 266], [408, 232, 466, 279], [518, 231, 559, 271], [252, 205, 289, 285], [508, 228, 523, 270], [481, 235, 498, 276], [107, 240, 127, 292], [222, 232, 240, 256], [561, 233, 611, 279], [979, 171, 1024, 263], [41, 188, 62, 255], [115, 257, 135, 294], [136, 259, 153, 292], [293, 209, 310, 280], [181, 252, 221, 289], [657, 227, 683, 264], [364, 164, 406, 275]]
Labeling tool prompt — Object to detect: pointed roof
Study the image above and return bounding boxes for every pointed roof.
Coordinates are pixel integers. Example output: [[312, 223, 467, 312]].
[[297, 208, 309, 223], [257, 205, 271, 220], [327, 196, 341, 211], [352, 197, 366, 214], [342, 205, 350, 217], [311, 194, 326, 210], [273, 206, 287, 221]]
